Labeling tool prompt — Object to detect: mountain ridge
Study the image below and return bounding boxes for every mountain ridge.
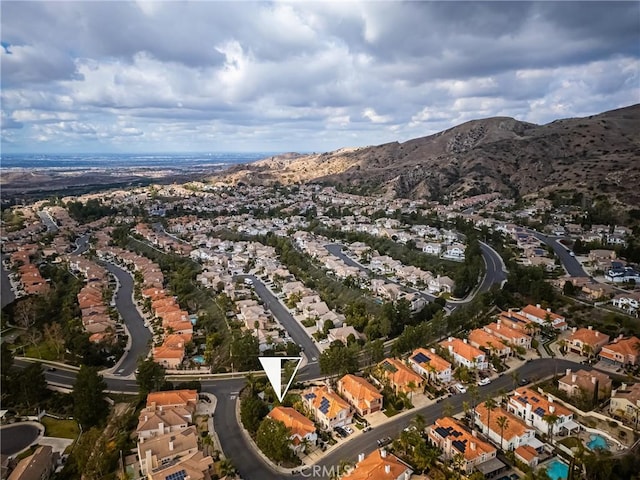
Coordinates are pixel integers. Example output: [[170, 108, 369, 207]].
[[216, 104, 640, 206]]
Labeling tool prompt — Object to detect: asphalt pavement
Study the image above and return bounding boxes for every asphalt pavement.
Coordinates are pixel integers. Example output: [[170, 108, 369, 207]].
[[528, 230, 588, 277], [103, 262, 152, 376]]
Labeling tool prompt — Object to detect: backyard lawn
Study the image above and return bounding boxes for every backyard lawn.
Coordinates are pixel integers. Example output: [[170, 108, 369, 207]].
[[41, 416, 80, 439]]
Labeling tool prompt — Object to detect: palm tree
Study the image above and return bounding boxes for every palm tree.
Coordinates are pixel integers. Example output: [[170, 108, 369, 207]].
[[462, 401, 471, 422], [511, 371, 520, 390], [218, 458, 236, 478], [496, 415, 509, 450], [542, 413, 559, 443], [582, 343, 594, 359], [411, 413, 426, 432], [468, 384, 479, 430], [484, 397, 497, 435]]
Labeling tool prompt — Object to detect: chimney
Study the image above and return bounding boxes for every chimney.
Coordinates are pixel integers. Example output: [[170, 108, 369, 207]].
[[380, 449, 387, 458], [547, 308, 551, 313], [566, 368, 571, 376], [431, 348, 436, 354], [358, 453, 365, 463], [385, 465, 391, 474], [144, 415, 148, 422], [463, 338, 468, 344], [572, 327, 577, 333], [591, 376, 597, 384], [588, 326, 592, 330], [595, 331, 599, 337], [448, 336, 453, 342], [497, 319, 501, 325], [472, 429, 477, 438], [448, 345, 454, 353], [471, 441, 477, 451], [159, 422, 165, 435], [549, 405, 555, 414], [169, 439, 174, 451], [548, 395, 554, 403], [536, 304, 541, 308], [571, 374, 577, 383]]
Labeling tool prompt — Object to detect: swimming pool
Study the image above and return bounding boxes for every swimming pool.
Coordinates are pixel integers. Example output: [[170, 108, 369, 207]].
[[193, 355, 205, 364], [544, 459, 569, 480], [587, 434, 607, 450]]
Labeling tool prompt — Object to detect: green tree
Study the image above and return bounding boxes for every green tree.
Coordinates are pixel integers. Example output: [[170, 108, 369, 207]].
[[73, 365, 108, 429], [319, 342, 359, 376], [240, 394, 268, 435], [136, 358, 167, 396], [496, 415, 509, 450], [483, 398, 497, 436], [13, 362, 48, 408], [255, 418, 295, 464], [231, 332, 260, 371]]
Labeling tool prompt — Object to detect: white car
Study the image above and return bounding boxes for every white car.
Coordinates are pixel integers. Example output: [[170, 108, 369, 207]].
[[344, 426, 353, 435], [478, 377, 491, 386], [454, 383, 467, 394]]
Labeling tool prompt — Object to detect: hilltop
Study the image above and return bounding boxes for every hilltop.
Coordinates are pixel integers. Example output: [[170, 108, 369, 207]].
[[216, 104, 640, 206]]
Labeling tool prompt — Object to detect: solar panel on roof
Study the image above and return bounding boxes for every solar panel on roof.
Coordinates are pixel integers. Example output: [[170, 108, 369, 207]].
[[534, 407, 545, 417], [304, 393, 316, 400], [435, 426, 450, 438], [411, 352, 431, 364], [165, 470, 187, 480], [452, 440, 467, 452], [319, 397, 331, 414], [382, 361, 398, 373]]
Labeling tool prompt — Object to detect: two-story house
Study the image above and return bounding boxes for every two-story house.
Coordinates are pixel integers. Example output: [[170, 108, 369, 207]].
[[507, 388, 578, 437], [599, 336, 640, 366], [427, 417, 497, 474], [566, 327, 610, 356], [469, 329, 511, 358], [377, 358, 424, 394], [267, 406, 317, 454], [342, 449, 412, 480], [301, 386, 352, 429], [439, 337, 488, 371], [558, 369, 612, 401], [337, 374, 383, 416], [408, 347, 452, 384], [609, 383, 640, 427], [474, 402, 536, 451]]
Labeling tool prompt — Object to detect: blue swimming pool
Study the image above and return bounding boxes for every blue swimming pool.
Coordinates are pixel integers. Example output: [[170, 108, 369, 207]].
[[193, 355, 205, 364], [587, 434, 607, 450], [545, 459, 569, 480]]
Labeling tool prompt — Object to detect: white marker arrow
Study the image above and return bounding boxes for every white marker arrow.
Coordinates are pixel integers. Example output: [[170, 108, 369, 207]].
[[259, 356, 303, 402]]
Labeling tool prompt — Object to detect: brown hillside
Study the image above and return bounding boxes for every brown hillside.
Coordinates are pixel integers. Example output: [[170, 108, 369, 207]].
[[216, 104, 640, 205]]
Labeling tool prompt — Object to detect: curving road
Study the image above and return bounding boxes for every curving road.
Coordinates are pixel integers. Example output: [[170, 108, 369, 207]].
[[103, 262, 152, 376], [0, 423, 41, 455], [325, 240, 507, 311], [526, 229, 588, 277]]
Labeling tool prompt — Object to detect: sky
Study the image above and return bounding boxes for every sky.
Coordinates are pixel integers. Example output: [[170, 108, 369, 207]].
[[1, 1, 639, 154]]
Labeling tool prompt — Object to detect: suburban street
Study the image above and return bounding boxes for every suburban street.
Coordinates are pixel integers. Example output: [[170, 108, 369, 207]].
[[527, 229, 589, 277], [103, 262, 152, 376]]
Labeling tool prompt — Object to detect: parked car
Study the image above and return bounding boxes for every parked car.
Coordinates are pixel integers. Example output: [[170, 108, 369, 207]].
[[344, 426, 353, 435], [478, 377, 491, 386], [454, 383, 467, 394], [363, 425, 373, 432], [334, 426, 348, 438], [519, 378, 528, 386], [377, 437, 392, 447]]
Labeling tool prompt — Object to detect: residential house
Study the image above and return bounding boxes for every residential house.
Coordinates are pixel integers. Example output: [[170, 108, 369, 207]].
[[474, 402, 536, 451], [515, 445, 540, 468], [609, 383, 640, 427], [146, 451, 213, 480], [520, 304, 567, 330], [301, 386, 352, 429], [599, 336, 640, 366], [377, 358, 424, 394], [146, 390, 198, 418], [507, 388, 578, 436], [408, 347, 452, 384], [267, 406, 317, 454], [484, 321, 532, 350], [566, 327, 610, 356], [427, 417, 497, 474], [8, 446, 56, 480], [337, 374, 383, 416], [137, 426, 199, 476], [327, 326, 360, 345], [558, 369, 612, 401], [137, 405, 191, 439], [611, 292, 640, 315], [469, 329, 511, 358], [439, 337, 488, 370], [342, 449, 412, 480]]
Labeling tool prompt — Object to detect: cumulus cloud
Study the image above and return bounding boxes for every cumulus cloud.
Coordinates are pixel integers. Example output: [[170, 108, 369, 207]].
[[0, 1, 638, 153]]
